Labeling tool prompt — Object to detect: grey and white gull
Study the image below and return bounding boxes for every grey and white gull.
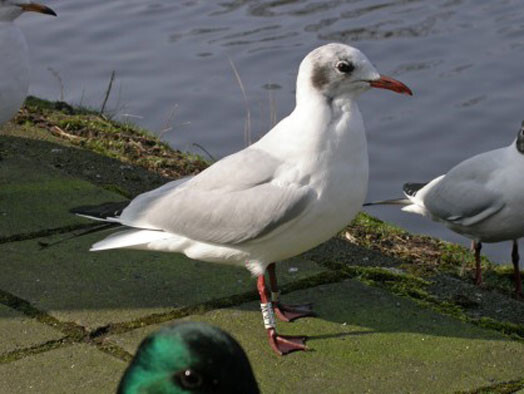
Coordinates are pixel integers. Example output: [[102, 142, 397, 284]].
[[366, 121, 524, 297], [73, 43, 412, 355], [0, 1, 56, 127]]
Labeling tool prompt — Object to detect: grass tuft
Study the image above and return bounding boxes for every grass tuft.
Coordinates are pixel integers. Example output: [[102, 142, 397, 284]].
[[14, 97, 209, 179]]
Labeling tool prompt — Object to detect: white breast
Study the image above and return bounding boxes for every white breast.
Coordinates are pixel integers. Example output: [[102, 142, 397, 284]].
[[0, 23, 29, 126], [247, 98, 369, 263]]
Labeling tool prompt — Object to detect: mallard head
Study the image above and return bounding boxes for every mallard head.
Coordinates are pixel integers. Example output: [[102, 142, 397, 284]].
[[117, 322, 259, 394]]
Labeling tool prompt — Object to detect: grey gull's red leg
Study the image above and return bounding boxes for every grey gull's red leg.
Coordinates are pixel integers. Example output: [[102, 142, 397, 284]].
[[473, 241, 483, 286], [512, 240, 522, 298]]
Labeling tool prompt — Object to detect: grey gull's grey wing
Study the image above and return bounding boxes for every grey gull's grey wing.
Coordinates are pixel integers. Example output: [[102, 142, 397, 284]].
[[424, 153, 505, 227]]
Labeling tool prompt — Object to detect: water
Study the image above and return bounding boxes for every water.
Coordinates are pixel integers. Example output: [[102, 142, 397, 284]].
[[18, 0, 524, 264]]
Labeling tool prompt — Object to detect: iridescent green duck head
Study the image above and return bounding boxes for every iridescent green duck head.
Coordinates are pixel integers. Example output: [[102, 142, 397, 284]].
[[117, 322, 259, 394]]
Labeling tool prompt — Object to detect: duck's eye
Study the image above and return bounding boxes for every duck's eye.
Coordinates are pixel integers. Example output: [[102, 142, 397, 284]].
[[336, 61, 355, 74], [174, 369, 203, 390]]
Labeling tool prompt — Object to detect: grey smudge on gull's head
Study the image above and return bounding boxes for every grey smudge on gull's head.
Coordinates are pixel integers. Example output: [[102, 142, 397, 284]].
[[298, 43, 381, 99]]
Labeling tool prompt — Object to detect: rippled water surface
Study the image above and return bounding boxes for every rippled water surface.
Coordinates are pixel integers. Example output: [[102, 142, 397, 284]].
[[19, 0, 524, 263]]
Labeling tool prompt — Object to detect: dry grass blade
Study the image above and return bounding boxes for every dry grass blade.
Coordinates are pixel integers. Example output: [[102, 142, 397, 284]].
[[100, 71, 116, 116], [159, 104, 179, 139], [228, 56, 252, 147], [47, 67, 65, 102], [51, 126, 82, 141], [192, 143, 216, 163]]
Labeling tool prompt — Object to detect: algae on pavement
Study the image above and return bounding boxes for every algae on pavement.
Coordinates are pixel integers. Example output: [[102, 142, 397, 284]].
[[112, 280, 524, 394]]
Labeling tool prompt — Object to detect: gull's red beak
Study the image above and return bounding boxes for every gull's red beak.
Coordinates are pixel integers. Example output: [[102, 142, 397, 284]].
[[369, 75, 413, 96], [18, 3, 57, 16]]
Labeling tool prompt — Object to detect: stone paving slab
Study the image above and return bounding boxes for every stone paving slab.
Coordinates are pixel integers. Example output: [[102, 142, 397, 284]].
[[0, 304, 63, 355], [0, 155, 126, 238], [0, 344, 126, 394], [0, 233, 326, 328], [112, 280, 524, 394]]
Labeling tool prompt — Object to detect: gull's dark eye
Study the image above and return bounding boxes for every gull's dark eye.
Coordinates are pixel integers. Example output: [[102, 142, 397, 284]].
[[336, 61, 355, 74], [516, 121, 524, 154], [174, 369, 203, 390]]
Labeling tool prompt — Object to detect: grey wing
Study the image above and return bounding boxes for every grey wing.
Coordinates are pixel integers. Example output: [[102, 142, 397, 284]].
[[122, 176, 193, 213], [154, 182, 314, 244], [118, 148, 315, 244], [424, 152, 505, 227]]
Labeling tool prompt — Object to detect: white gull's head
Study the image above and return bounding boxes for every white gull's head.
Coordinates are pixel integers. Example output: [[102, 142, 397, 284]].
[[0, 0, 56, 22], [296, 43, 412, 103]]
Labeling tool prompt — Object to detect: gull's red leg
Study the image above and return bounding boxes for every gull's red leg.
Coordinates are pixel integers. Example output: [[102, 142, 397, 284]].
[[257, 273, 307, 356], [473, 241, 483, 286], [512, 240, 522, 298], [267, 263, 315, 322]]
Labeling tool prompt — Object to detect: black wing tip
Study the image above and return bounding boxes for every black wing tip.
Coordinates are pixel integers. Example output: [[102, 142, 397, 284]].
[[70, 201, 129, 219], [364, 198, 410, 207], [69, 205, 91, 215], [402, 182, 428, 197]]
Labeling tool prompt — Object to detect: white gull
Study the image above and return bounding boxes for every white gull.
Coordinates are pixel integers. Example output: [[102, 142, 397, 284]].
[[0, 1, 56, 127], [75, 43, 412, 355]]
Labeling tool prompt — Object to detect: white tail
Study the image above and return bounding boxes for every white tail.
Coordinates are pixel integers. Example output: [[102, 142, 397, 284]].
[[90, 229, 169, 251]]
